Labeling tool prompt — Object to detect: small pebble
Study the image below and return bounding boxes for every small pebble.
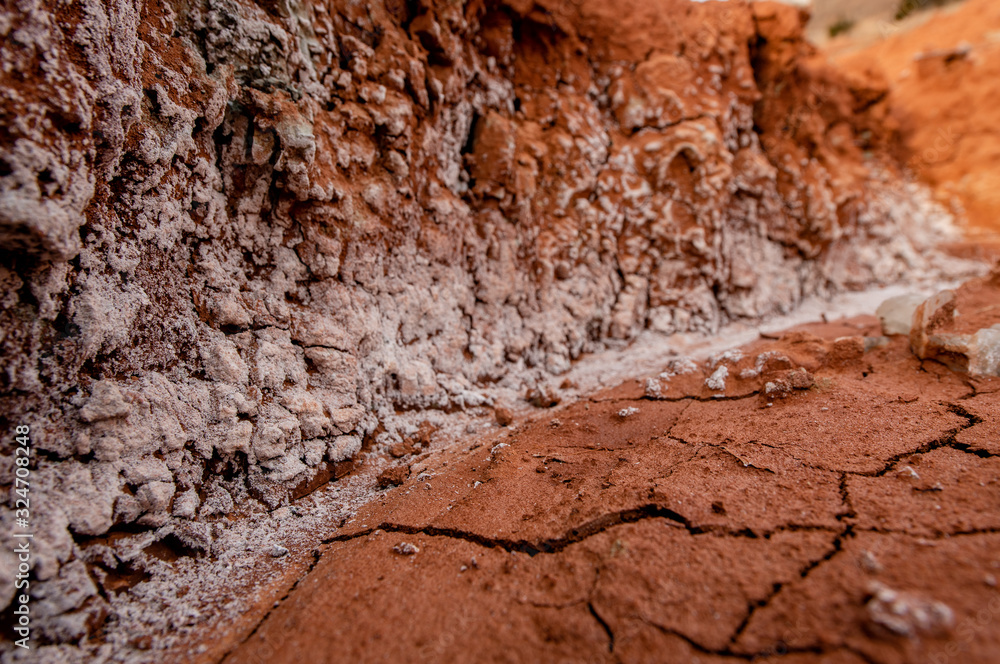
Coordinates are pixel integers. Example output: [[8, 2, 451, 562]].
[[393, 542, 419, 556], [270, 544, 289, 558], [860, 550, 883, 573]]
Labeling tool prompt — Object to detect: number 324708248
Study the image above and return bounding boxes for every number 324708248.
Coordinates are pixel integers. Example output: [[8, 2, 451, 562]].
[[13, 424, 30, 518]]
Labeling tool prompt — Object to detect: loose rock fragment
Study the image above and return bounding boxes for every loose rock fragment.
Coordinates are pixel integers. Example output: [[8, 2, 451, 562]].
[[865, 582, 955, 638], [762, 368, 813, 399], [909, 291, 958, 357], [389, 442, 416, 458], [494, 407, 514, 427], [392, 542, 419, 556], [968, 327, 1000, 376], [877, 293, 926, 336], [377, 466, 410, 489], [526, 386, 561, 409], [909, 288, 1000, 376], [705, 366, 728, 392], [764, 381, 790, 399], [787, 368, 815, 390], [859, 551, 883, 574]]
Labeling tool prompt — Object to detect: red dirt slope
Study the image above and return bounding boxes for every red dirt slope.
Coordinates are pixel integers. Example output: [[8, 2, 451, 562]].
[[836, 0, 1000, 259]]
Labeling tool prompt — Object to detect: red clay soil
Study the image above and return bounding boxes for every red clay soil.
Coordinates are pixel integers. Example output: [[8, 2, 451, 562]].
[[217, 277, 1000, 664], [836, 0, 1000, 260], [947, 270, 1000, 336]]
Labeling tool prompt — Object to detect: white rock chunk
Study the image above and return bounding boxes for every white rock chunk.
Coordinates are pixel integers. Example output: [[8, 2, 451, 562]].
[[79, 380, 130, 423], [705, 366, 728, 392], [876, 293, 925, 336]]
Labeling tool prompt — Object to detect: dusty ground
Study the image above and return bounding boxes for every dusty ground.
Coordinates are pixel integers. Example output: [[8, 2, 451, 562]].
[[2, 0, 999, 661], [804, 0, 964, 47], [210, 269, 1000, 664], [804, 0, 906, 45], [5, 2, 969, 646]]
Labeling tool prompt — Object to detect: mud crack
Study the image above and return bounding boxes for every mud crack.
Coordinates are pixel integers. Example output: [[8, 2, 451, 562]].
[[216, 547, 324, 663], [843, 405, 981, 479], [588, 601, 616, 654], [324, 505, 839, 557], [726, 525, 852, 649]]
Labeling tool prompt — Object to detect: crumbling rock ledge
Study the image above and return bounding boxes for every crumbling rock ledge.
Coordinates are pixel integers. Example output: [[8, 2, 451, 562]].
[[0, 0, 982, 650]]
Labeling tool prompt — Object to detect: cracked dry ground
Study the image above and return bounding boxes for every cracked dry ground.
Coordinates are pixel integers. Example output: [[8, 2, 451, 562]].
[[221, 317, 1000, 664]]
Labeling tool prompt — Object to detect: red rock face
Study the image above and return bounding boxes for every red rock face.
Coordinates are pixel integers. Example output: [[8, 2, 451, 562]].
[[834, 0, 1000, 258], [0, 0, 973, 644]]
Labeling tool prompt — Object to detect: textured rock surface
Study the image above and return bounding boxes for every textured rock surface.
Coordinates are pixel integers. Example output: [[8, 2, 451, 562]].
[[221, 315, 1000, 664], [0, 0, 976, 648], [876, 292, 924, 336], [908, 268, 1000, 376]]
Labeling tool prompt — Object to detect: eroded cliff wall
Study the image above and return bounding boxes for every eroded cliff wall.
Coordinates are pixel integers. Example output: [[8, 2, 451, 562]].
[[0, 0, 961, 643]]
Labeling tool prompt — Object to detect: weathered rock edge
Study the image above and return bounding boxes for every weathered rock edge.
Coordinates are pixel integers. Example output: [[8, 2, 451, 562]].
[[0, 0, 971, 640]]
